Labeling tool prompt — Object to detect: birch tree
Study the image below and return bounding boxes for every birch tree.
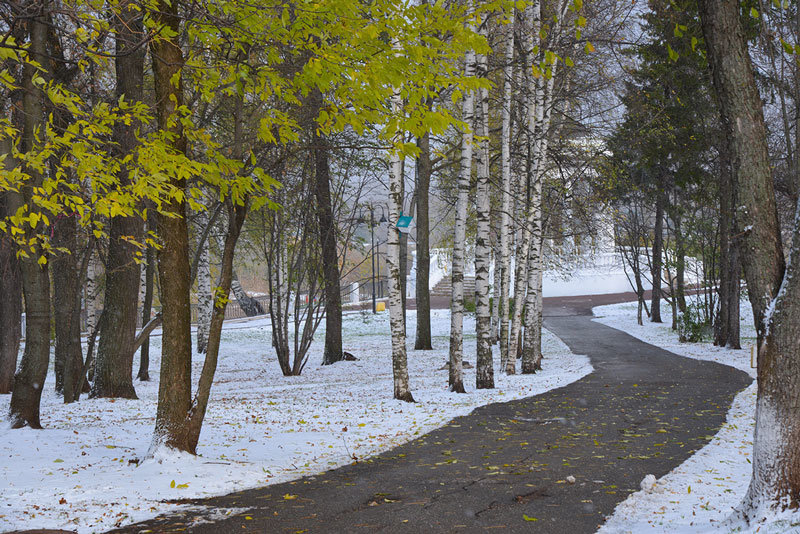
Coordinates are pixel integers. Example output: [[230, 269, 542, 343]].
[[449, 2, 476, 394], [388, 37, 414, 402], [195, 206, 213, 354], [498, 10, 515, 371], [508, 0, 542, 371], [474, 12, 494, 390]]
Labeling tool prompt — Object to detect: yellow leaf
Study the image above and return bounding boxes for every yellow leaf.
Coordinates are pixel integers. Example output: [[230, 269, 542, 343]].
[[283, 494, 298, 500], [170, 480, 176, 488]]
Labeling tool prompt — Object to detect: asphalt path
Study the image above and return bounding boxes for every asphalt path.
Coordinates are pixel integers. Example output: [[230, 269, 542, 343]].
[[105, 292, 751, 534]]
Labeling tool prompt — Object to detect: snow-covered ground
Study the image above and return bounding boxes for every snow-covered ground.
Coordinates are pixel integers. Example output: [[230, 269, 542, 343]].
[[594, 299, 800, 534], [0, 309, 591, 533]]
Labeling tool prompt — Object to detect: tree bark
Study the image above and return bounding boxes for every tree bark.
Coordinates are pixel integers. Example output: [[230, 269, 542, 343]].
[[388, 37, 414, 402], [449, 5, 475, 394], [650, 189, 665, 323], [700, 0, 791, 517], [498, 11, 514, 369], [8, 7, 51, 428], [195, 204, 213, 354], [714, 135, 741, 349], [509, 0, 543, 373], [181, 201, 248, 453], [230, 274, 264, 316], [137, 211, 155, 381], [52, 214, 85, 402], [91, 0, 146, 399], [475, 38, 494, 390], [0, 175, 22, 396], [309, 89, 343, 366], [414, 131, 433, 350], [149, 0, 194, 453]]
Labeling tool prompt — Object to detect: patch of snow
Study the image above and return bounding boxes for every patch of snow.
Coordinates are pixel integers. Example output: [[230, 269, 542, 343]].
[[594, 297, 800, 534], [0, 308, 591, 533]]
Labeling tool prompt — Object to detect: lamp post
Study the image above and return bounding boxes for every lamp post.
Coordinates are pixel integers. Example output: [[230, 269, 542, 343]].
[[367, 205, 387, 314]]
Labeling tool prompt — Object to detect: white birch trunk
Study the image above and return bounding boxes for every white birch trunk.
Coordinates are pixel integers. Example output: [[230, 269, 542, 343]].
[[449, 2, 476, 394], [475, 25, 494, 390], [388, 37, 414, 402], [195, 207, 213, 354], [508, 0, 542, 371], [521, 0, 569, 373], [498, 11, 515, 371], [138, 257, 147, 323], [490, 227, 502, 342], [85, 250, 102, 336]]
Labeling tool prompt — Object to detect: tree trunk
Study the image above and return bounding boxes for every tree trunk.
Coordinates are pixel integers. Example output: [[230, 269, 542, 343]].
[[650, 190, 665, 323], [449, 7, 475, 394], [498, 11, 514, 369], [230, 274, 264, 316], [52, 214, 85, 402], [714, 136, 741, 349], [181, 201, 248, 453], [195, 205, 213, 354], [490, 220, 502, 344], [388, 37, 414, 402], [149, 0, 194, 454], [309, 89, 343, 366], [414, 131, 433, 350], [700, 0, 791, 518], [474, 39, 494, 390], [509, 0, 543, 373], [138, 228, 155, 381], [9, 8, 51, 429], [0, 176, 22, 396], [674, 209, 686, 315], [92, 0, 146, 399]]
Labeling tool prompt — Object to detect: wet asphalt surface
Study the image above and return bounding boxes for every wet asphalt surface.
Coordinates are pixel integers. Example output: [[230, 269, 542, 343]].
[[102, 292, 751, 534]]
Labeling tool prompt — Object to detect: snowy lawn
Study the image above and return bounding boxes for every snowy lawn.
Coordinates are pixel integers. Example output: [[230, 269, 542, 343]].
[[0, 308, 591, 533], [594, 299, 800, 534]]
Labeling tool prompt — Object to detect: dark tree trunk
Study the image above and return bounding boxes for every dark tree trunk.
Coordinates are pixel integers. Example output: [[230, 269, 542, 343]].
[[52, 214, 85, 402], [700, 0, 793, 516], [9, 8, 50, 428], [138, 218, 155, 382], [149, 0, 194, 453], [414, 132, 432, 350], [651, 190, 665, 323], [0, 188, 22, 395], [309, 90, 343, 366], [674, 209, 686, 315], [714, 136, 741, 349], [91, 0, 145, 400]]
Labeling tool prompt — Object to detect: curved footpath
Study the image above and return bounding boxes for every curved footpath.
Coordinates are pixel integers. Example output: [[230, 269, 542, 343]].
[[109, 293, 751, 533]]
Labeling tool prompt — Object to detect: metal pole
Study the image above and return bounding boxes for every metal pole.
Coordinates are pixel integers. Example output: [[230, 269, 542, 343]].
[[371, 208, 376, 314]]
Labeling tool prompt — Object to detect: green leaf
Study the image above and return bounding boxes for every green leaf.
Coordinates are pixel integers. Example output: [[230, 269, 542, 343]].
[[565, 56, 574, 67], [523, 514, 539, 522], [667, 44, 678, 62], [750, 7, 759, 18], [691, 37, 698, 52], [170, 479, 176, 488]]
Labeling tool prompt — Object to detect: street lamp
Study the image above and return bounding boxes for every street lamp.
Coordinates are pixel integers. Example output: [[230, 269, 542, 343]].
[[368, 205, 387, 314]]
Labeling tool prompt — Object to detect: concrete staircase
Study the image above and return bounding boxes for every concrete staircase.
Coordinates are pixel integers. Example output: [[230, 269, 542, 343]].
[[430, 275, 476, 300]]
